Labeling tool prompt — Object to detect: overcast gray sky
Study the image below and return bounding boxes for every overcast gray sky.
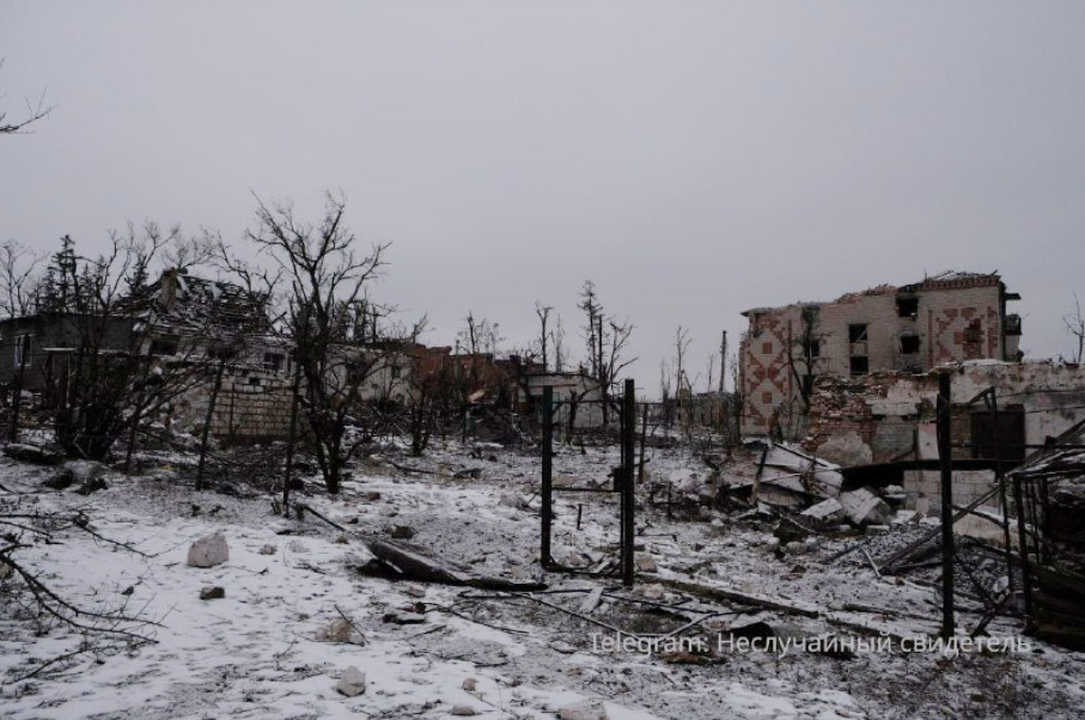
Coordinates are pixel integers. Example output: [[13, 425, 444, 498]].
[[2, 0, 1084, 394]]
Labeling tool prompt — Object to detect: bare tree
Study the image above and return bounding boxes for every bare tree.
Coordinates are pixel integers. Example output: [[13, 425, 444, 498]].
[[457, 312, 502, 356], [0, 239, 42, 318], [534, 301, 552, 371], [577, 281, 635, 427], [0, 59, 55, 135], [553, 314, 566, 373], [659, 360, 674, 429], [456, 311, 503, 396], [1066, 292, 1085, 364], [673, 325, 692, 425], [240, 192, 400, 495], [789, 305, 824, 408]]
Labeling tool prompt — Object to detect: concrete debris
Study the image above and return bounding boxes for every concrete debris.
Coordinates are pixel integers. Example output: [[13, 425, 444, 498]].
[[461, 678, 477, 692], [258, 544, 277, 555], [800, 497, 845, 525], [390, 525, 415, 539], [634, 554, 657, 572], [199, 586, 225, 600], [403, 584, 427, 598], [382, 611, 426, 625], [317, 617, 366, 644], [641, 583, 665, 600], [186, 531, 229, 568], [449, 705, 479, 716], [335, 666, 366, 697], [558, 699, 608, 720], [839, 488, 891, 526]]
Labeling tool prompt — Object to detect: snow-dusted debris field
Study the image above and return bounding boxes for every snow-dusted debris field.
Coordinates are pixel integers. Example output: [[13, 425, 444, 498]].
[[2, 440, 1084, 720]]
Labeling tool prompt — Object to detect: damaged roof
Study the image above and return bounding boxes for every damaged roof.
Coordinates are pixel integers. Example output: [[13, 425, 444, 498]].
[[742, 270, 1009, 316], [129, 269, 269, 335]]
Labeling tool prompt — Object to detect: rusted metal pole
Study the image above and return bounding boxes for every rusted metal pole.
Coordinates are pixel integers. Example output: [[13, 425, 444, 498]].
[[638, 403, 648, 485], [621, 379, 636, 587], [1013, 474, 1034, 621], [937, 371, 956, 638], [541, 385, 553, 570], [990, 389, 1015, 593]]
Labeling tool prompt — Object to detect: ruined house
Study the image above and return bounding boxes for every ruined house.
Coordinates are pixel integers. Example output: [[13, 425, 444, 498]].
[[739, 271, 1022, 439], [0, 269, 296, 443]]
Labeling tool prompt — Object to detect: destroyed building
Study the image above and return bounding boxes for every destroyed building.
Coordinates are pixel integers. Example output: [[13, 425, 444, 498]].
[[804, 360, 1085, 506], [0, 269, 295, 443], [739, 271, 1022, 439]]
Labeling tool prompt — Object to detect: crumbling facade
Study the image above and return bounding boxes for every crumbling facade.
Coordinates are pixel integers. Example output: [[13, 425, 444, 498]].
[[739, 271, 1022, 439], [805, 360, 1085, 506]]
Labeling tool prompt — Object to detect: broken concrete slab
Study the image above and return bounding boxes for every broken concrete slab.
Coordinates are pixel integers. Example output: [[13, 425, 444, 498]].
[[801, 497, 845, 525], [839, 488, 891, 526]]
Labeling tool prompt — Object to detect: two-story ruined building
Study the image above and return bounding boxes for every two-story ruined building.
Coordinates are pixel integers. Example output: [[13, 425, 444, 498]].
[[739, 271, 1022, 439]]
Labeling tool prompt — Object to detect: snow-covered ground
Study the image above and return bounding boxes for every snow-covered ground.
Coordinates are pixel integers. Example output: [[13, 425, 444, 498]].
[[2, 439, 1083, 719]]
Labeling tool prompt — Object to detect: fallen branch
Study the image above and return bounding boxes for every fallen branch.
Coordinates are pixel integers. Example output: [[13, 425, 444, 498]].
[[643, 574, 820, 618], [71, 512, 153, 558], [297, 504, 349, 533], [387, 460, 438, 475], [362, 538, 546, 591], [334, 603, 368, 645]]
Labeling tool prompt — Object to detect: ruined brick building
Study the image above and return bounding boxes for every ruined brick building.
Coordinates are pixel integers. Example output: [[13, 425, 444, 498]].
[[739, 271, 1022, 439]]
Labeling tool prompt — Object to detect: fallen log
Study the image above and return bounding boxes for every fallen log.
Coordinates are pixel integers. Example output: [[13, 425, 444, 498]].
[[362, 538, 546, 591]]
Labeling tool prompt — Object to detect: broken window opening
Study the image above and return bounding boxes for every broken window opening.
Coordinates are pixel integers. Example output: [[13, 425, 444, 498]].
[[971, 406, 1025, 461], [850, 356, 869, 376], [848, 323, 868, 344], [263, 352, 284, 372], [963, 319, 982, 344], [896, 296, 919, 319], [802, 374, 816, 398], [900, 335, 921, 355], [14, 334, 32, 367], [150, 337, 180, 357], [803, 339, 821, 359]]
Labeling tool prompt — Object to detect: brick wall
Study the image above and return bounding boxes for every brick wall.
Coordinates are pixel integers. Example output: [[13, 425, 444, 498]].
[[806, 360, 1085, 506], [170, 365, 293, 443]]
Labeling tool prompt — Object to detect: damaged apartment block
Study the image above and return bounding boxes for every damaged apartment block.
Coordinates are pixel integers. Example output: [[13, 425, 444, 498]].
[[739, 270, 1022, 440]]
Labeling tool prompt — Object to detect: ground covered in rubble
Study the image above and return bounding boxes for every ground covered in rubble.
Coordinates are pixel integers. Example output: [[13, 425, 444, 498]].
[[2, 438, 1084, 719]]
